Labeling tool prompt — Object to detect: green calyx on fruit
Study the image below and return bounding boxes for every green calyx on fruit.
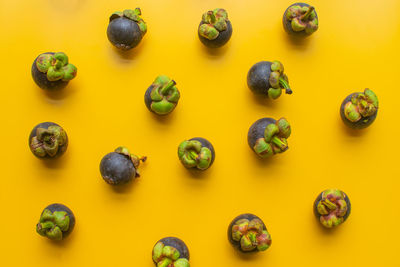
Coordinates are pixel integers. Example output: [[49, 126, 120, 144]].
[[199, 8, 229, 40], [36, 52, 77, 82], [268, 61, 292, 99], [253, 118, 291, 158], [114, 146, 146, 177], [344, 89, 379, 122], [36, 209, 70, 240], [30, 126, 67, 158], [286, 5, 318, 34], [316, 189, 348, 228], [231, 218, 271, 252], [152, 242, 190, 267], [150, 75, 180, 115], [178, 140, 212, 170], [110, 8, 147, 35]]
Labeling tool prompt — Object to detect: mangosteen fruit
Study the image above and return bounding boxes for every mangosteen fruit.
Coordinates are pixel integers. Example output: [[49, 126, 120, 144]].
[[314, 189, 351, 228], [29, 122, 68, 159], [247, 61, 292, 99], [107, 8, 147, 50], [340, 88, 378, 129], [36, 203, 75, 241], [283, 3, 318, 37], [100, 146, 146, 185], [145, 75, 180, 115], [198, 8, 232, 48], [248, 118, 291, 158], [31, 52, 77, 90], [178, 137, 215, 171], [152, 237, 190, 267], [228, 213, 272, 253]]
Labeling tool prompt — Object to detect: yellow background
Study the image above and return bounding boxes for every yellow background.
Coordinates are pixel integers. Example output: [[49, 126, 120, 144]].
[[1, 0, 399, 266]]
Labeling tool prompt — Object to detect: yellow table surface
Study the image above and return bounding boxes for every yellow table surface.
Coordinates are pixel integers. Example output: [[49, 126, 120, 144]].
[[1, 0, 399, 266]]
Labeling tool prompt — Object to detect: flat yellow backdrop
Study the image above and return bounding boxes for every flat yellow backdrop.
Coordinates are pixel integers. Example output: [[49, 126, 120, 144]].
[[0, 0, 399, 266]]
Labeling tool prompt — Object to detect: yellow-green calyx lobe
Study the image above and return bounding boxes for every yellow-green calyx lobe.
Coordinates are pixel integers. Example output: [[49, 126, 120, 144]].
[[268, 61, 292, 99], [152, 242, 190, 267], [178, 140, 212, 170], [30, 126, 67, 158], [316, 189, 348, 228], [254, 118, 291, 158], [344, 89, 379, 122], [150, 75, 180, 115], [36, 52, 77, 82], [286, 5, 318, 34], [232, 218, 271, 252], [115, 146, 146, 177], [199, 8, 229, 40], [110, 8, 147, 35], [36, 209, 70, 241]]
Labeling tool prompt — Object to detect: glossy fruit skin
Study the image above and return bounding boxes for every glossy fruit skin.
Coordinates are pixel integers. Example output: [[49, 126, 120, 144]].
[[283, 2, 318, 37], [107, 17, 143, 50], [198, 20, 232, 48], [247, 61, 274, 95], [153, 237, 190, 265], [29, 122, 68, 159], [340, 93, 378, 129], [41, 203, 75, 238], [144, 85, 154, 112], [313, 191, 351, 222], [247, 118, 276, 150], [191, 137, 216, 168], [100, 152, 136, 185], [31, 52, 68, 90], [227, 213, 267, 253]]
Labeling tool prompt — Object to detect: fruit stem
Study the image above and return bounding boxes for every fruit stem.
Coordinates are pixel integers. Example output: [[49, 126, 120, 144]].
[[271, 136, 288, 151], [189, 151, 198, 160], [160, 80, 177, 96], [301, 6, 315, 21], [279, 78, 292, 94]]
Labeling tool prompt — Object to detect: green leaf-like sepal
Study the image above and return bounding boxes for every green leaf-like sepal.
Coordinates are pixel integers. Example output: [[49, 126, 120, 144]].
[[149, 76, 180, 115], [199, 8, 229, 40], [199, 24, 219, 40], [178, 140, 211, 169], [287, 5, 318, 34], [36, 52, 77, 82], [268, 61, 291, 98], [344, 102, 361, 122], [36, 53, 53, 73], [120, 8, 147, 35], [62, 64, 77, 81], [110, 11, 123, 21], [174, 259, 190, 267], [36, 209, 69, 241]]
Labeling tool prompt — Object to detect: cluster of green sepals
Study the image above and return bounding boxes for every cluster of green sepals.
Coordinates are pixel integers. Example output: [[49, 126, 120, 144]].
[[36, 209, 70, 241], [198, 8, 229, 40], [286, 5, 318, 34], [344, 89, 378, 122], [30, 126, 67, 158], [316, 189, 348, 228], [36, 53, 77, 82], [178, 140, 212, 170], [150, 75, 180, 115], [110, 8, 147, 36], [254, 118, 291, 158], [152, 242, 190, 267], [115, 146, 146, 177], [231, 218, 271, 252], [268, 61, 292, 99]]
